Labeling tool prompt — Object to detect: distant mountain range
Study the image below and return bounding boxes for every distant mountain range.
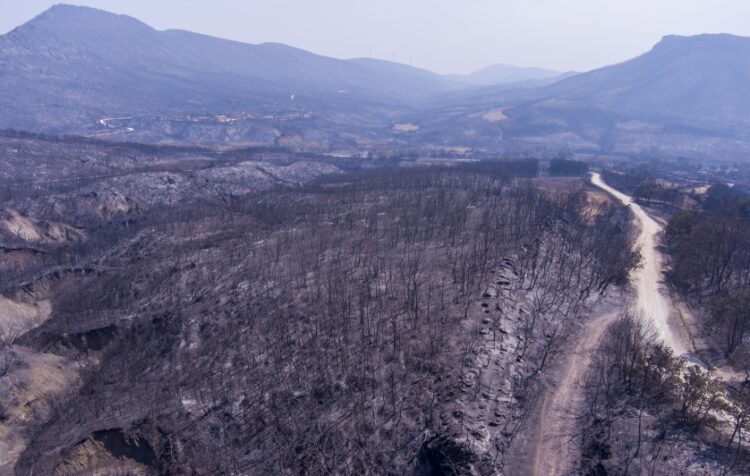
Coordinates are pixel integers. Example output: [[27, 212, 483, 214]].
[[448, 64, 571, 87], [1, 4, 750, 159]]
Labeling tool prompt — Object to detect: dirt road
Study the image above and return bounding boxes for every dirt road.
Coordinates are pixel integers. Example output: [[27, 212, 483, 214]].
[[89, 116, 135, 137], [531, 310, 618, 476], [531, 172, 692, 475], [590, 172, 690, 356]]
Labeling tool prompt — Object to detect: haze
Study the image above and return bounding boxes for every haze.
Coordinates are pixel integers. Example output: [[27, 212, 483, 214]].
[[2, 0, 750, 74], [5, 0, 750, 474]]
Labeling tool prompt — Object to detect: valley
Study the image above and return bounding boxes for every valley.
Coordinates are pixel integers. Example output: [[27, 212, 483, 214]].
[[2, 3, 750, 475]]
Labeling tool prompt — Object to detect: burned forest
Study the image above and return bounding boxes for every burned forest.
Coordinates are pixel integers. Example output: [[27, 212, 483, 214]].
[[0, 135, 640, 474], [4, 4, 750, 475]]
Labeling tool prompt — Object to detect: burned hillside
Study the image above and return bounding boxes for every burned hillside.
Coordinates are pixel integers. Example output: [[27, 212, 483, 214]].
[[0, 142, 638, 474]]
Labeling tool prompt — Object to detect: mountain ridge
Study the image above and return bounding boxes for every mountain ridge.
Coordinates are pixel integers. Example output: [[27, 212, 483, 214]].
[[0, 4, 456, 134], [536, 33, 750, 125], [2, 5, 750, 158], [448, 63, 567, 86]]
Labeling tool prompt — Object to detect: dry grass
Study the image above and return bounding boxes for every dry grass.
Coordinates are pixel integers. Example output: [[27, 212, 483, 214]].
[[481, 108, 508, 123], [1, 208, 86, 243], [1, 208, 41, 241], [0, 346, 79, 474], [0, 295, 51, 340], [392, 123, 419, 132], [582, 184, 614, 220], [55, 437, 152, 476]]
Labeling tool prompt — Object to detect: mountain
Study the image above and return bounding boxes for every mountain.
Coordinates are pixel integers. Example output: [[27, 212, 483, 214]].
[[539, 34, 750, 127], [407, 34, 750, 158], [448, 64, 567, 86], [3, 6, 750, 158], [0, 4, 454, 136]]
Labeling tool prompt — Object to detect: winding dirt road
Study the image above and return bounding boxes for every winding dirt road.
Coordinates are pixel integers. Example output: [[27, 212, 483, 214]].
[[590, 172, 690, 355], [89, 116, 135, 137], [531, 172, 693, 476]]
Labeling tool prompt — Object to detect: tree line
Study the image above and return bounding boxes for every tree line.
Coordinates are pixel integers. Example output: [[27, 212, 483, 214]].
[[666, 184, 750, 365]]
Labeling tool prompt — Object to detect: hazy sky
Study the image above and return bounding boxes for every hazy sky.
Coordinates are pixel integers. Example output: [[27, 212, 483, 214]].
[[2, 0, 750, 74]]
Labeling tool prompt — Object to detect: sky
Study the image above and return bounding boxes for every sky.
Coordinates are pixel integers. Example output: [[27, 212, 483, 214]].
[[2, 0, 750, 74]]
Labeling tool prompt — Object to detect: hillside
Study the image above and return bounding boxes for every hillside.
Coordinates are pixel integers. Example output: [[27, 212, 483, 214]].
[[4, 3, 750, 472], [542, 34, 750, 126], [409, 34, 750, 159], [0, 5, 454, 136], [0, 133, 640, 474]]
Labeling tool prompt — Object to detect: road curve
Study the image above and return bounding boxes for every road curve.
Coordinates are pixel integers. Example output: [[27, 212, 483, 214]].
[[531, 172, 693, 476], [590, 172, 689, 356], [90, 117, 135, 137]]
